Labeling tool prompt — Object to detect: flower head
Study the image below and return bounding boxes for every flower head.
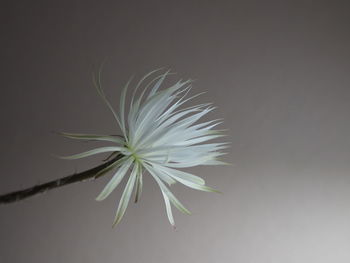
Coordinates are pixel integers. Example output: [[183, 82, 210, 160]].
[[62, 69, 228, 226]]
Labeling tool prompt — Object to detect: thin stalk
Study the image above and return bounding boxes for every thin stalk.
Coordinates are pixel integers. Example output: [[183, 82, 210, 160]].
[[0, 154, 123, 204]]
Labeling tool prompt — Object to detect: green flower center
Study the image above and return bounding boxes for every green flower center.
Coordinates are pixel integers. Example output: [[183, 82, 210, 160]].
[[126, 143, 142, 164]]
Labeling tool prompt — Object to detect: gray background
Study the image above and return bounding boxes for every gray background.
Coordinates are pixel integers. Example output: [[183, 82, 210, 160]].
[[1, 1, 350, 262]]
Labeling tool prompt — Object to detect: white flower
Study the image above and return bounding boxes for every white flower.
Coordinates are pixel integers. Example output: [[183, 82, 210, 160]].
[[61, 69, 228, 226]]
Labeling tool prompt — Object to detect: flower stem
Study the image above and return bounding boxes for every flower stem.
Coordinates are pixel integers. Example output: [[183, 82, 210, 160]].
[[0, 154, 123, 204]]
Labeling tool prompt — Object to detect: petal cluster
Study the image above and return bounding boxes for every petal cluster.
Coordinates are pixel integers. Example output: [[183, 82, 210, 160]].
[[62, 69, 228, 226]]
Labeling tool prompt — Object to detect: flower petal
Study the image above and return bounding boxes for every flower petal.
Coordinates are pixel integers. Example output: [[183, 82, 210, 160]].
[[148, 167, 191, 215], [60, 146, 127, 160], [156, 165, 220, 193], [93, 70, 122, 129], [161, 189, 175, 226], [113, 162, 139, 226], [96, 158, 133, 201], [151, 164, 205, 185], [119, 77, 133, 140], [143, 163, 176, 185], [134, 165, 143, 203], [60, 132, 125, 144]]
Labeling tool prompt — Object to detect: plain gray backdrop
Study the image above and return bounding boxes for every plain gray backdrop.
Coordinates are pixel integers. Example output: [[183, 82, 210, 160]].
[[1, 0, 350, 262]]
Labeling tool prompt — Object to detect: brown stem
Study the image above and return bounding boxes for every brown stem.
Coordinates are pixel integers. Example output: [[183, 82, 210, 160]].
[[0, 154, 123, 204]]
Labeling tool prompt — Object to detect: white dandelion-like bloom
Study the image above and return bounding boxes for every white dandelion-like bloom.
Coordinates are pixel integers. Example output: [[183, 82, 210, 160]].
[[61, 69, 228, 226]]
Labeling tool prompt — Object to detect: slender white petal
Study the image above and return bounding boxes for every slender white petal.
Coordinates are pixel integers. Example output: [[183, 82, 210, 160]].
[[93, 72, 122, 129], [155, 165, 219, 192], [143, 163, 176, 185], [113, 162, 138, 226], [96, 158, 133, 201], [146, 70, 171, 99], [60, 146, 127, 160], [60, 132, 125, 144], [151, 164, 205, 185], [147, 166, 191, 215], [161, 189, 175, 226], [128, 68, 164, 134], [119, 77, 133, 140], [134, 165, 143, 203]]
